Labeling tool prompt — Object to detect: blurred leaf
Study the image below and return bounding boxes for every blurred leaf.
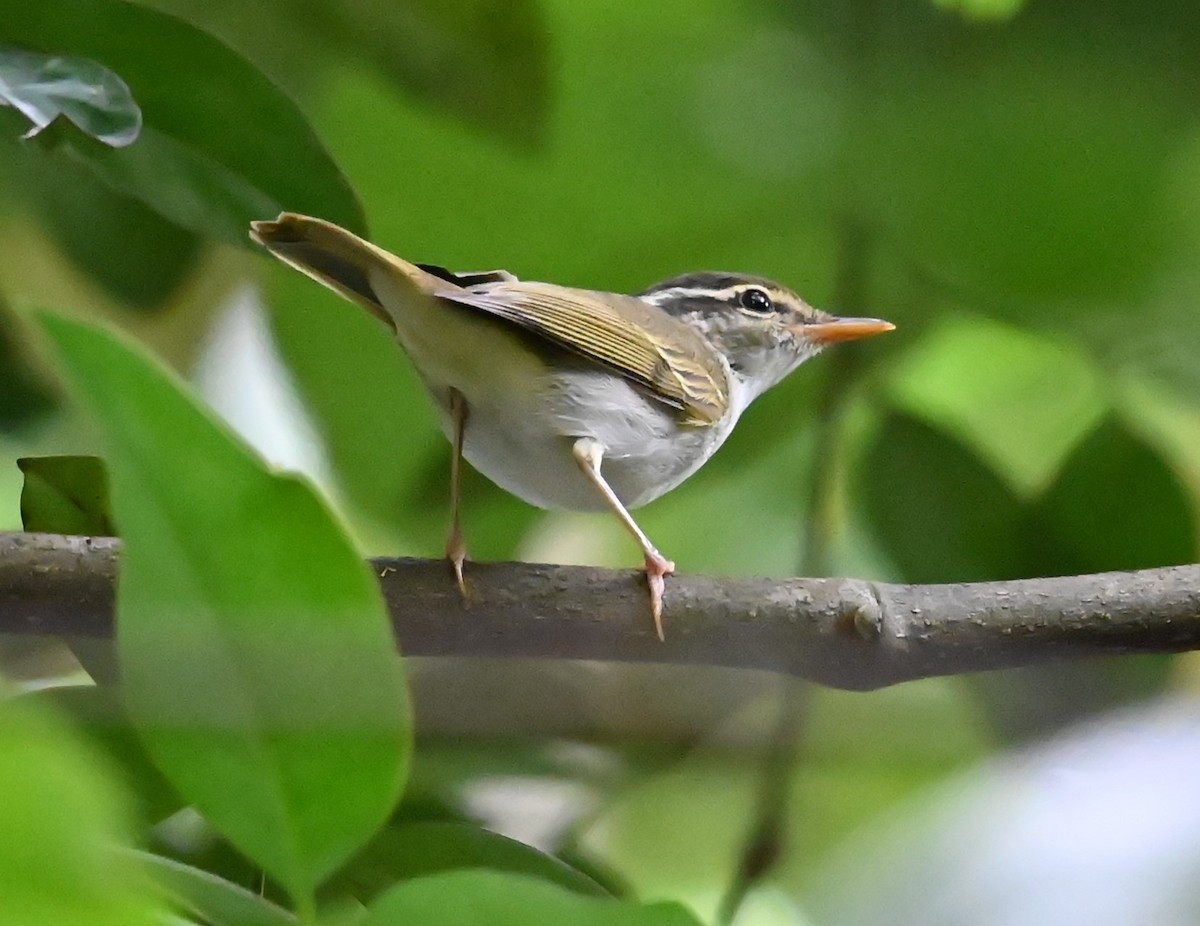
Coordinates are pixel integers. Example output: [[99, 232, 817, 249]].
[[317, 899, 368, 926], [574, 728, 764, 921], [575, 682, 989, 912], [141, 0, 550, 146], [771, 0, 1200, 319], [857, 412, 1027, 582], [0, 45, 140, 146], [1025, 417, 1196, 575], [780, 680, 991, 892], [0, 0, 365, 245], [325, 821, 610, 903], [361, 871, 701, 926], [135, 851, 297, 926], [18, 454, 114, 535], [887, 316, 1107, 496], [932, 0, 1026, 20], [301, 0, 550, 147], [37, 312, 412, 907], [1117, 375, 1200, 501], [0, 692, 159, 926], [21, 685, 180, 825], [25, 161, 201, 309], [149, 817, 291, 911], [0, 297, 56, 432]]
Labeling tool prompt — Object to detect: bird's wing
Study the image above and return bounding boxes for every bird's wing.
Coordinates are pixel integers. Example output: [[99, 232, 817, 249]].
[[439, 282, 729, 424], [251, 214, 729, 423]]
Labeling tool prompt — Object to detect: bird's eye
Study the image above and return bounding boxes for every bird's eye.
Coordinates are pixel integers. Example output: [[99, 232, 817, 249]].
[[738, 287, 774, 315]]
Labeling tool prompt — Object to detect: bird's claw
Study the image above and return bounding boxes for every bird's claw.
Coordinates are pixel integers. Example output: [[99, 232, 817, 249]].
[[644, 551, 675, 641]]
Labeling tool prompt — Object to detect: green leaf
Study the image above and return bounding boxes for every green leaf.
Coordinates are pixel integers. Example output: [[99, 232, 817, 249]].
[[830, 1, 1199, 305], [18, 454, 115, 535], [0, 0, 365, 245], [21, 685, 181, 825], [0, 691, 159, 926], [36, 312, 412, 908], [302, 0, 550, 147], [1025, 417, 1196, 575], [887, 317, 1108, 497], [326, 822, 610, 904], [782, 681, 991, 892], [0, 296, 56, 433], [574, 751, 759, 920], [135, 851, 297, 926], [23, 159, 202, 309], [361, 871, 701, 926], [856, 413, 1027, 583], [931, 0, 1026, 21], [0, 46, 140, 146], [138, 0, 550, 147]]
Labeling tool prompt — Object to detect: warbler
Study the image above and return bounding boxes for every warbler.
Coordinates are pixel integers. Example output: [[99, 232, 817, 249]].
[[251, 214, 893, 639]]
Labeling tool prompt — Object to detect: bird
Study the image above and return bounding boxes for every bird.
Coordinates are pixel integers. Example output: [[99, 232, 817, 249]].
[[250, 213, 894, 639]]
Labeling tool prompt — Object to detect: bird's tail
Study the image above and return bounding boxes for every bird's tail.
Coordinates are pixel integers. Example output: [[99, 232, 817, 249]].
[[249, 213, 456, 332]]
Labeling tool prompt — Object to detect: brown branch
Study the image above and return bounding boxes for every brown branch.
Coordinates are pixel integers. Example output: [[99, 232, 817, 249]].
[[1, 531, 1198, 691]]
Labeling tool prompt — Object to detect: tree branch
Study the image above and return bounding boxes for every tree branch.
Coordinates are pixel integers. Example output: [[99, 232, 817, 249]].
[[1, 531, 1198, 691]]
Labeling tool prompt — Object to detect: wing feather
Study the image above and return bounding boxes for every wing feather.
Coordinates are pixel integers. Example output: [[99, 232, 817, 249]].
[[438, 283, 729, 424]]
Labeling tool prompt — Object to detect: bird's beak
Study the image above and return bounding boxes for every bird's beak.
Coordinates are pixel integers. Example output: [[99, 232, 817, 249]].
[[794, 317, 895, 344]]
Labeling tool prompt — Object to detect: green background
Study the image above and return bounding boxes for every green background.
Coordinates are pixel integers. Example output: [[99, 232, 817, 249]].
[[1, 0, 1198, 923]]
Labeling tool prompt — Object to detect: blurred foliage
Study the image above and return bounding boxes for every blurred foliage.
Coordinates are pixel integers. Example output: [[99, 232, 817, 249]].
[[0, 294, 55, 431], [1, 0, 1199, 924], [0, 690, 161, 926]]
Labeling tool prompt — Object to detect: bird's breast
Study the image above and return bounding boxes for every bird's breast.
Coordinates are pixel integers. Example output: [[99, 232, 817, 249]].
[[426, 364, 739, 512]]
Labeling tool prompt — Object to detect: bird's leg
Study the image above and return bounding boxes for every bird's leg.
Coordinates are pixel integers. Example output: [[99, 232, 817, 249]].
[[572, 437, 674, 641], [445, 388, 469, 597]]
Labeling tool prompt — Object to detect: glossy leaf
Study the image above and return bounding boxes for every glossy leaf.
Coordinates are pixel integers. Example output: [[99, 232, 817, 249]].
[[0, 46, 140, 146], [0, 692, 159, 926], [0, 0, 365, 245], [18, 454, 115, 535], [361, 871, 701, 926], [37, 312, 412, 907], [135, 851, 297, 926], [326, 821, 610, 903]]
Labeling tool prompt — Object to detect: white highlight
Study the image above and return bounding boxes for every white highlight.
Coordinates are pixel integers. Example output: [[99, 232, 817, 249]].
[[193, 285, 332, 485]]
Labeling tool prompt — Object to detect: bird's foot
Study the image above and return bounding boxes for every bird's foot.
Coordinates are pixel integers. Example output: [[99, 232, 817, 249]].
[[445, 529, 469, 600], [643, 550, 676, 642]]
